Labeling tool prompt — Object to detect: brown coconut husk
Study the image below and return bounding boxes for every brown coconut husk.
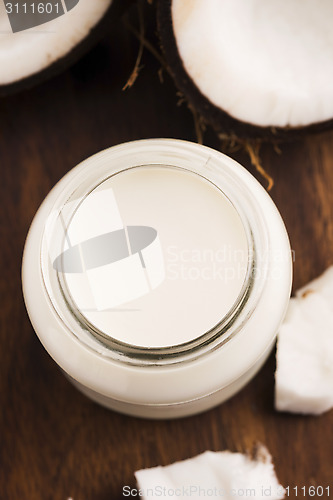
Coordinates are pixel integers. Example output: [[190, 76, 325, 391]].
[[123, 0, 275, 190]]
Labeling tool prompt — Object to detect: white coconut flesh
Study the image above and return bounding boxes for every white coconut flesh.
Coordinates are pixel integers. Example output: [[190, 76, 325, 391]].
[[275, 267, 333, 415], [172, 0, 333, 128], [135, 448, 285, 500], [0, 0, 112, 86]]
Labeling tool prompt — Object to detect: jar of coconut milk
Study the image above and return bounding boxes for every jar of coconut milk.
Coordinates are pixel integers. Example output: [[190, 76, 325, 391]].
[[22, 139, 292, 418]]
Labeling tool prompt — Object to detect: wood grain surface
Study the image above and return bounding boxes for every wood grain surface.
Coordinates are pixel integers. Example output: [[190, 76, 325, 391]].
[[1, 4, 333, 499]]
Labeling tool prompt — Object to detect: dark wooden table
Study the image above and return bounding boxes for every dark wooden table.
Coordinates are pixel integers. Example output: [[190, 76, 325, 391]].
[[1, 7, 333, 500]]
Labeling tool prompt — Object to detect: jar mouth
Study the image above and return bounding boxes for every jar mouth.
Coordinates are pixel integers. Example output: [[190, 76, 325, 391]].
[[40, 140, 268, 366]]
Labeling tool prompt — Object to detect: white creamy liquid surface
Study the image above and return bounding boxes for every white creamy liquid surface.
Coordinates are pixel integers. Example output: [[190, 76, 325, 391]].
[[62, 166, 248, 348]]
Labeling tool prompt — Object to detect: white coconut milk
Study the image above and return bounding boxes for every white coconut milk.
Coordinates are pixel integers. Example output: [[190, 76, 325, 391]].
[[60, 166, 248, 348], [22, 140, 292, 418]]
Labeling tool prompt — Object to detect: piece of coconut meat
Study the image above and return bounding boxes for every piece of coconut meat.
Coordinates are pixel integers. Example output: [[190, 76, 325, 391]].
[[172, 0, 333, 128], [135, 447, 285, 500], [0, 0, 112, 86], [275, 266, 333, 415]]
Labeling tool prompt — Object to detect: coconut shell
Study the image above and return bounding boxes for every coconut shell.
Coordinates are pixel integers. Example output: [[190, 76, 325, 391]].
[[157, 0, 333, 141], [0, 0, 132, 96]]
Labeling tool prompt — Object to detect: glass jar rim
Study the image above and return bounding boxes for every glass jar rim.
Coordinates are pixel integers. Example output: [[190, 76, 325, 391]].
[[40, 139, 270, 366]]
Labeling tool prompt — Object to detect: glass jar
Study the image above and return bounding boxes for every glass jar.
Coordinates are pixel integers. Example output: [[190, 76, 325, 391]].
[[22, 139, 292, 418]]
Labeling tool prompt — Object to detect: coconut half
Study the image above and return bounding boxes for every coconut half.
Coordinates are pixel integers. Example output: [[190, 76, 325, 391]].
[[158, 0, 333, 139], [0, 0, 119, 94]]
